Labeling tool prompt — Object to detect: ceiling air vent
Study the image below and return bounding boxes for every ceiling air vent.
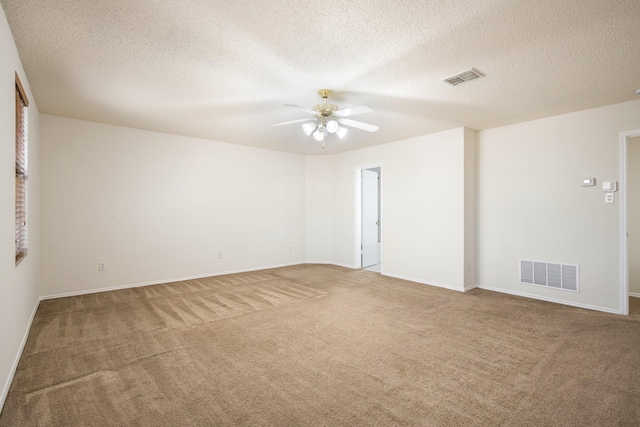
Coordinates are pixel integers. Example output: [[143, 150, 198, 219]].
[[443, 68, 485, 86]]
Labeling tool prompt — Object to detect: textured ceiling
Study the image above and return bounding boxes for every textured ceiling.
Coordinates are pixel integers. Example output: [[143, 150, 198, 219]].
[[2, 0, 640, 155]]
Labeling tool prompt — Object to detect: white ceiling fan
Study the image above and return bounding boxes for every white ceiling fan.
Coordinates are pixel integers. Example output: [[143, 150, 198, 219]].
[[272, 89, 378, 147]]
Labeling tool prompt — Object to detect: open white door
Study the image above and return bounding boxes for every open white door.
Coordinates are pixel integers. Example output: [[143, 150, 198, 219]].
[[362, 169, 379, 268], [621, 130, 640, 315]]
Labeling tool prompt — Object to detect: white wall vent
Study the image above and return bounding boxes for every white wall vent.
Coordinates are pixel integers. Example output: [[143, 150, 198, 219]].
[[443, 68, 485, 86], [519, 260, 579, 292]]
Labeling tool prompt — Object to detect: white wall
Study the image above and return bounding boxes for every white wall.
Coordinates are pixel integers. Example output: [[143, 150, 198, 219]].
[[477, 100, 640, 313], [629, 136, 640, 296], [463, 128, 476, 289], [328, 127, 473, 290], [40, 115, 305, 296], [0, 9, 41, 411], [304, 156, 333, 263]]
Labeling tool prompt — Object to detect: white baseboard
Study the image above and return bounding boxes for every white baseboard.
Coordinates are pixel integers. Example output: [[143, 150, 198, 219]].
[[305, 261, 359, 269], [41, 262, 306, 300], [477, 284, 622, 314], [1, 297, 40, 413], [330, 262, 358, 269], [382, 272, 465, 292], [40, 261, 636, 305], [304, 261, 357, 269]]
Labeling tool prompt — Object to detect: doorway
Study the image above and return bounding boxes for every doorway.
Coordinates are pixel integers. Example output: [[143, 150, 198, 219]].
[[359, 166, 381, 272], [626, 135, 640, 315], [620, 130, 640, 315]]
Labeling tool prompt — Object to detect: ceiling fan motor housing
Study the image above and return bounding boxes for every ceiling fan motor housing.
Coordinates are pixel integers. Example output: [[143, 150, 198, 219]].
[[314, 89, 338, 118], [313, 103, 337, 117]]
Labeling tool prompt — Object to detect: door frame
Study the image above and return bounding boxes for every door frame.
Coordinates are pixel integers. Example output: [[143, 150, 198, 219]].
[[355, 163, 383, 269], [619, 129, 640, 315]]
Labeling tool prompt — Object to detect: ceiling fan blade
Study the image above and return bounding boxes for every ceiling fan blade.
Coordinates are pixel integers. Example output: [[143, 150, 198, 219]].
[[339, 118, 379, 132], [334, 105, 374, 117], [271, 117, 315, 127], [284, 104, 318, 115]]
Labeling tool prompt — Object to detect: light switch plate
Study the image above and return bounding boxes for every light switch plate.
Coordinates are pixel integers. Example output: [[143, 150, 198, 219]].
[[605, 193, 614, 204]]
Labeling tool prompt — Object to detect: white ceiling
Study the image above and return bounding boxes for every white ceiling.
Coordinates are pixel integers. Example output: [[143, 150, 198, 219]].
[[2, 0, 640, 155]]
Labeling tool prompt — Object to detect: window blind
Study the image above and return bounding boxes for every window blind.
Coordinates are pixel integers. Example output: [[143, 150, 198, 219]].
[[15, 74, 28, 265]]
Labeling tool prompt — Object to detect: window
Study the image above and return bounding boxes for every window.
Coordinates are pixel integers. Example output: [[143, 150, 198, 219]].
[[15, 73, 28, 265]]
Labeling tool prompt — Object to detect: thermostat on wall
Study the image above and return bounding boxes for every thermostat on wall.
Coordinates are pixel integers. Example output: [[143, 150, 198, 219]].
[[602, 181, 617, 192]]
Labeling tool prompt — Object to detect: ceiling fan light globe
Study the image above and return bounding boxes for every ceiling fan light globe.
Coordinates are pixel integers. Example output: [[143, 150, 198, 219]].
[[313, 129, 324, 141], [326, 120, 339, 133], [336, 126, 348, 139], [302, 122, 316, 136]]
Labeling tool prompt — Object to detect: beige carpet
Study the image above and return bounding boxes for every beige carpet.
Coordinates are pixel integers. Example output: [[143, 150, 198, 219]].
[[1, 264, 639, 426]]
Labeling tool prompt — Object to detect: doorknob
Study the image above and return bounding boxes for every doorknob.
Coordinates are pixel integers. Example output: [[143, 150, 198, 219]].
[[376, 221, 379, 225]]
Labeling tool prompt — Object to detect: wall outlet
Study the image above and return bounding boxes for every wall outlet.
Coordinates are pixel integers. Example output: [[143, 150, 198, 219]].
[[98, 261, 107, 271], [465, 260, 471, 272], [605, 193, 614, 204], [217, 252, 223, 259]]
